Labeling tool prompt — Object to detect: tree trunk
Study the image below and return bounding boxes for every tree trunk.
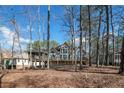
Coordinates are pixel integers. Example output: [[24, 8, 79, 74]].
[[88, 5, 92, 66], [101, 27, 106, 66], [42, 16, 45, 69], [70, 12, 76, 71], [71, 36, 74, 65], [96, 7, 103, 67], [29, 15, 33, 69], [0, 43, 3, 70], [47, 5, 50, 69], [105, 5, 110, 66], [62, 6, 77, 70], [14, 21, 24, 70], [116, 28, 120, 66], [37, 6, 41, 69], [119, 36, 124, 74], [74, 37, 77, 71], [110, 6, 115, 66], [10, 19, 25, 70], [11, 37, 15, 70], [0, 72, 8, 88], [80, 5, 83, 69], [85, 31, 87, 56]]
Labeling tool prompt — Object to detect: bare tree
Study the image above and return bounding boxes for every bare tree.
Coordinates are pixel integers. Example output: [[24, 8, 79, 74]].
[[42, 16, 45, 47], [10, 19, 24, 70], [79, 5, 83, 69], [29, 13, 33, 69], [105, 5, 110, 66], [69, 7, 77, 71], [0, 43, 3, 70], [110, 6, 115, 66], [96, 6, 103, 67], [62, 6, 78, 71], [119, 36, 124, 74], [11, 36, 15, 70], [117, 28, 120, 66], [37, 6, 42, 69], [26, 7, 37, 69], [47, 5, 50, 69], [101, 26, 106, 66], [88, 5, 92, 66]]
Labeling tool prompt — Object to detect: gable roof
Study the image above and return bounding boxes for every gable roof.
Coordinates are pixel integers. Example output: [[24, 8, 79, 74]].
[[56, 42, 70, 50], [27, 48, 48, 55]]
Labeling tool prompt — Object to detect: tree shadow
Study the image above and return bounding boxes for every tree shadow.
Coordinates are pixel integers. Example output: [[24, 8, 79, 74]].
[[81, 71, 118, 75], [0, 71, 8, 88], [54, 66, 119, 75]]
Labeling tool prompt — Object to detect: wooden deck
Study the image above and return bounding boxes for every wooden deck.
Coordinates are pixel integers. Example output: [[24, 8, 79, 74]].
[[50, 60, 88, 66]]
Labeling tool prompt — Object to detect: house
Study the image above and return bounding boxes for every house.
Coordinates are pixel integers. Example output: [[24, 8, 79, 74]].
[[109, 51, 121, 65], [50, 47, 59, 61], [50, 42, 71, 61], [14, 58, 29, 69], [97, 51, 121, 65], [1, 51, 12, 69], [3, 58, 29, 69], [27, 49, 48, 68], [2, 52, 30, 69], [75, 47, 88, 61], [57, 42, 70, 60], [50, 42, 87, 61]]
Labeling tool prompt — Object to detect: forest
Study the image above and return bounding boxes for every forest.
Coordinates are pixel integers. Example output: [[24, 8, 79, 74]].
[[0, 5, 124, 88]]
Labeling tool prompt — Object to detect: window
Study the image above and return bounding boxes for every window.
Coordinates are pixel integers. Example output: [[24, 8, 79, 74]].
[[115, 55, 118, 59], [63, 55, 67, 60], [63, 48, 67, 53], [60, 55, 62, 59]]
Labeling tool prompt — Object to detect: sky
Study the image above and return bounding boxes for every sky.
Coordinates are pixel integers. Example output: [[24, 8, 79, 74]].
[[0, 5, 74, 50], [0, 5, 123, 51]]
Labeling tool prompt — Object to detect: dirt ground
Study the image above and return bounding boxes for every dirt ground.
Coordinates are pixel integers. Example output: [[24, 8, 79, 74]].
[[0, 66, 124, 88]]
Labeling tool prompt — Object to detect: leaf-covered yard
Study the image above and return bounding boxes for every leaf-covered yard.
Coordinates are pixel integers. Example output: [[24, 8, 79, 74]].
[[0, 66, 124, 88]]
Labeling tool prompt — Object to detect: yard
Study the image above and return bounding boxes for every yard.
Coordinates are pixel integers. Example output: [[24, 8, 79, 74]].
[[0, 66, 124, 88]]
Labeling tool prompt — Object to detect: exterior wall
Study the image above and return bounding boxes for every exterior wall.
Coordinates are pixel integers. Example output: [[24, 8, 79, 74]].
[[60, 48, 69, 60], [14, 52, 29, 59], [50, 47, 87, 61], [3, 59, 14, 68], [32, 61, 45, 67], [16, 59, 29, 65], [33, 62, 40, 66], [50, 53, 57, 60], [98, 53, 121, 65], [114, 54, 121, 65], [16, 65, 29, 69], [76, 49, 81, 61], [16, 59, 30, 69], [3, 59, 7, 69]]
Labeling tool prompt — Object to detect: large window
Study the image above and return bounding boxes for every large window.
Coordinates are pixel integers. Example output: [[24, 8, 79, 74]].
[[63, 55, 67, 60], [60, 55, 62, 59], [115, 55, 118, 60], [63, 48, 67, 53]]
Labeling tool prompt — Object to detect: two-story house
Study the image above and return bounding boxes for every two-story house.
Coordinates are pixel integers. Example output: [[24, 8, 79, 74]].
[[50, 42, 87, 61], [50, 42, 70, 61]]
